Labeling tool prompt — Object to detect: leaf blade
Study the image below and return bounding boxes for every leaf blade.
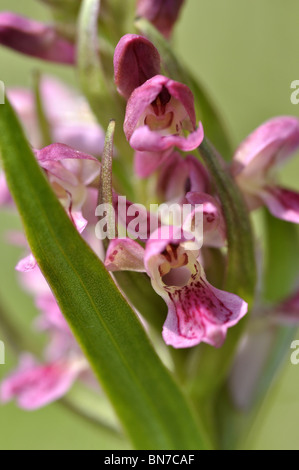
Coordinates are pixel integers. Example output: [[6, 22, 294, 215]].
[[0, 98, 208, 450]]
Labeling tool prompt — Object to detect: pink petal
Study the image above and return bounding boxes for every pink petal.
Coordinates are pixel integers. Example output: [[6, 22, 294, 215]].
[[53, 123, 105, 158], [185, 192, 226, 247], [129, 122, 204, 152], [260, 185, 299, 224], [0, 12, 75, 64], [15, 254, 37, 272], [114, 34, 161, 99], [35, 294, 70, 333], [71, 211, 88, 233], [166, 79, 197, 129], [137, 0, 185, 39], [185, 155, 210, 193], [0, 356, 81, 410], [36, 143, 98, 164], [124, 75, 168, 140], [232, 116, 299, 178], [18, 267, 70, 334], [124, 75, 198, 140], [157, 153, 210, 202], [0, 172, 13, 206], [134, 148, 173, 178], [162, 278, 248, 349], [105, 239, 146, 272], [145, 230, 247, 348]]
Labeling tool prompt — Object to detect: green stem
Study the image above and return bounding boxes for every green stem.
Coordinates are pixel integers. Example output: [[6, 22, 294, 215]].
[[186, 139, 256, 444], [33, 70, 52, 148]]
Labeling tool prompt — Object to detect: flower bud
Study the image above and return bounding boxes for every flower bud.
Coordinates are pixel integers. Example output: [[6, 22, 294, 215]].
[[136, 0, 185, 39], [0, 12, 75, 64]]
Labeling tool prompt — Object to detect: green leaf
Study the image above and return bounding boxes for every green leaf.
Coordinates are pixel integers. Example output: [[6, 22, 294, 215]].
[[135, 18, 232, 160], [0, 98, 209, 450]]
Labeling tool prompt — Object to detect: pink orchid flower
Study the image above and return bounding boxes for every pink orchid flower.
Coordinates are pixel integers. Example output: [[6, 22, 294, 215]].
[[125, 75, 204, 177], [1, 143, 100, 241], [231, 116, 299, 223], [0, 263, 97, 410], [36, 143, 100, 217], [11, 144, 101, 272], [8, 76, 105, 155], [105, 228, 247, 349], [0, 354, 86, 410], [111, 152, 225, 247], [114, 35, 204, 177], [157, 152, 210, 202], [0, 12, 75, 64], [136, 0, 185, 39], [157, 152, 226, 247], [33, 144, 100, 235]]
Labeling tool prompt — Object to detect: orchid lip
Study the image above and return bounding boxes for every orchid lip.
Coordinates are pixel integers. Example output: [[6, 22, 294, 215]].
[[145, 111, 174, 131]]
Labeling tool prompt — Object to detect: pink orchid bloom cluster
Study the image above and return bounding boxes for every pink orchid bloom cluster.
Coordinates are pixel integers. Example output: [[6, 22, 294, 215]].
[[0, 1, 298, 447]]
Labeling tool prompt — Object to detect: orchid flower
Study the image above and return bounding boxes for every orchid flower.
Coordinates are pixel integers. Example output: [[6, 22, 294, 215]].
[[10, 144, 101, 272], [125, 75, 204, 177], [114, 35, 204, 177], [35, 143, 101, 227], [0, 262, 97, 411], [105, 227, 247, 349], [0, 12, 75, 64], [231, 116, 299, 223], [0, 267, 90, 410], [136, 0, 185, 39], [157, 152, 211, 203], [0, 354, 86, 410], [157, 152, 226, 247]]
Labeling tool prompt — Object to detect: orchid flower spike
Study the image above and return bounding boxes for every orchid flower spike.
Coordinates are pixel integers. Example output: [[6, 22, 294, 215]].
[[136, 0, 185, 39], [232, 116, 299, 223], [0, 12, 75, 64]]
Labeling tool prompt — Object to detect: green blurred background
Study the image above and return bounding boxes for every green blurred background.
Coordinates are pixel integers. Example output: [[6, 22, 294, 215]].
[[0, 0, 299, 450]]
